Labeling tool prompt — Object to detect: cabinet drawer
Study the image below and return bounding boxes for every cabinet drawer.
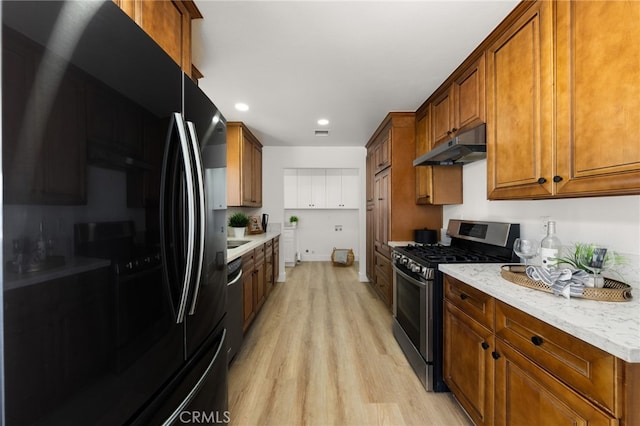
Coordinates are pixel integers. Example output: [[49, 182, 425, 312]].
[[495, 301, 620, 415], [444, 276, 494, 330]]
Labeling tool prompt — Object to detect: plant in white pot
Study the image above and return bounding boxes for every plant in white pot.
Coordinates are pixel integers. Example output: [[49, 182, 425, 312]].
[[229, 212, 250, 238], [289, 215, 299, 228]]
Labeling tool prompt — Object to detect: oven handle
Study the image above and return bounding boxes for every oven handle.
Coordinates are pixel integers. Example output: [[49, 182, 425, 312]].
[[392, 264, 428, 289]]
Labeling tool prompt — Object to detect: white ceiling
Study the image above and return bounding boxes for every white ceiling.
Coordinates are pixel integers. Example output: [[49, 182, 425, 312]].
[[192, 0, 519, 147]]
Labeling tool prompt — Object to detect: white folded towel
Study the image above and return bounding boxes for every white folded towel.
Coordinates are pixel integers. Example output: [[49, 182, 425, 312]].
[[526, 266, 589, 299]]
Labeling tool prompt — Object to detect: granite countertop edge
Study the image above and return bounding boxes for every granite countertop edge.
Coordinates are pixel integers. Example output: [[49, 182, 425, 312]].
[[439, 263, 640, 363]]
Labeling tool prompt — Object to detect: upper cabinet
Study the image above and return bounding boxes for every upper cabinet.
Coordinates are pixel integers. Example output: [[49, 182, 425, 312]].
[[284, 168, 359, 209], [112, 0, 202, 80], [431, 54, 486, 148], [415, 104, 463, 205], [227, 122, 263, 207], [487, 0, 640, 200]]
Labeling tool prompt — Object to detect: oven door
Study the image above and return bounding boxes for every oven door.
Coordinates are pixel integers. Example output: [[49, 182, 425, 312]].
[[392, 265, 432, 363]]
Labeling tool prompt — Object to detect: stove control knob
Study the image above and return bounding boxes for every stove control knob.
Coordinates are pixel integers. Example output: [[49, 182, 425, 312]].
[[411, 264, 422, 274], [401, 257, 409, 265], [126, 262, 133, 270]]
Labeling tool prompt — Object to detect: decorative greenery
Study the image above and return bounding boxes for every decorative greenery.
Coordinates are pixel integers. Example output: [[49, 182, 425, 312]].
[[558, 242, 626, 273], [228, 212, 250, 228], [289, 215, 299, 223]]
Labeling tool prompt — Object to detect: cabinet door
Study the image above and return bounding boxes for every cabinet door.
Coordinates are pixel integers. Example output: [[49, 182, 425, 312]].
[[487, 1, 554, 200], [339, 169, 359, 208], [444, 301, 494, 426], [494, 340, 617, 426], [454, 54, 486, 134], [135, 0, 187, 71], [366, 203, 374, 282], [374, 127, 391, 174], [415, 107, 432, 204], [297, 169, 325, 208], [242, 252, 256, 331], [374, 168, 390, 256], [374, 252, 392, 309], [555, 1, 640, 197], [273, 237, 280, 283], [431, 86, 455, 148], [252, 143, 262, 206], [325, 169, 342, 208], [366, 150, 374, 203], [283, 169, 298, 208], [241, 135, 254, 206]]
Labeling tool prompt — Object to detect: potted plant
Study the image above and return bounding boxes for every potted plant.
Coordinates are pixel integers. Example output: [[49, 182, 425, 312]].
[[228, 212, 250, 237], [558, 242, 626, 287], [289, 215, 299, 228]]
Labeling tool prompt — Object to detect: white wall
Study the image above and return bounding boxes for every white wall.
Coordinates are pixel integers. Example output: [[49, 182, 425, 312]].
[[262, 146, 367, 280], [444, 159, 640, 286]]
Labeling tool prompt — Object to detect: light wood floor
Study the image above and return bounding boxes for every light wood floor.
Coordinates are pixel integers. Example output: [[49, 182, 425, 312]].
[[228, 262, 471, 426]]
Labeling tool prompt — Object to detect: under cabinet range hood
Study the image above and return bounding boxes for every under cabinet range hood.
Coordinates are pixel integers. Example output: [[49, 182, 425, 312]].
[[413, 123, 486, 166]]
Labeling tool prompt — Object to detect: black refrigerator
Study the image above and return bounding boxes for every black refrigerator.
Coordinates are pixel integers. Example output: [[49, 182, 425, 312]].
[[1, 1, 228, 424]]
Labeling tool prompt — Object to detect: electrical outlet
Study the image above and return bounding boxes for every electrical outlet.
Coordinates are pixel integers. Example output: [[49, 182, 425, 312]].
[[335, 225, 342, 231]]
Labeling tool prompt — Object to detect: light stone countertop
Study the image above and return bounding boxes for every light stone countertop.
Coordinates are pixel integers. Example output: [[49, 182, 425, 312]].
[[439, 263, 640, 363], [227, 230, 282, 262]]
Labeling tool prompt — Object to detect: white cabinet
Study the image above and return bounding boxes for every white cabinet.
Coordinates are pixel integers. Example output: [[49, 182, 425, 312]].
[[282, 228, 297, 267], [283, 169, 298, 209], [325, 169, 359, 208], [284, 168, 359, 209], [297, 169, 326, 208]]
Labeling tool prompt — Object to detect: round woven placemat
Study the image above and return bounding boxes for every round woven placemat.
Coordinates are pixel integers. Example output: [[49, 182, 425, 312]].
[[500, 265, 633, 302]]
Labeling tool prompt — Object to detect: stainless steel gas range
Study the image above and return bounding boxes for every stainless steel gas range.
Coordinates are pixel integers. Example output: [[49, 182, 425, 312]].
[[391, 219, 520, 392]]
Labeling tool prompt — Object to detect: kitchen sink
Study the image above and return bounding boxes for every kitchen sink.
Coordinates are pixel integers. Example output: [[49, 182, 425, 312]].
[[227, 240, 250, 249]]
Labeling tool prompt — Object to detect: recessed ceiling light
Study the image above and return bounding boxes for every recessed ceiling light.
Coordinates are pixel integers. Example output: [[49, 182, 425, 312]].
[[235, 103, 249, 112], [317, 118, 329, 126]]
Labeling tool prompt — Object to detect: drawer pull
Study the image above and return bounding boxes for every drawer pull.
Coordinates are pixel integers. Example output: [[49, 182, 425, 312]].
[[460, 293, 469, 300], [481, 342, 490, 350], [531, 336, 544, 346], [491, 351, 501, 360]]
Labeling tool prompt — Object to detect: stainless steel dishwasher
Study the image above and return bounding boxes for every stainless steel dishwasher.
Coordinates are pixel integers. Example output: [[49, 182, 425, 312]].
[[226, 256, 243, 364]]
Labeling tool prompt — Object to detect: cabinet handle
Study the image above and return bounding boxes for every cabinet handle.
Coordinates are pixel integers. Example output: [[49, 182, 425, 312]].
[[451, 127, 458, 133], [491, 351, 501, 360], [531, 335, 544, 346], [481, 342, 490, 350], [553, 175, 563, 183], [537, 177, 547, 184], [460, 293, 469, 300], [446, 130, 453, 135]]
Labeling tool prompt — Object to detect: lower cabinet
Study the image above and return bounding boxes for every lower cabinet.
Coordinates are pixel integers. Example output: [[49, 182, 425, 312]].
[[241, 237, 279, 333], [443, 275, 635, 426], [373, 251, 392, 309]]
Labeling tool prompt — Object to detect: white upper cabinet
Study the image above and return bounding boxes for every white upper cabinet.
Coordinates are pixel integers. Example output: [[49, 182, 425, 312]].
[[326, 169, 359, 208], [284, 168, 359, 209], [283, 169, 298, 209], [297, 169, 326, 208]]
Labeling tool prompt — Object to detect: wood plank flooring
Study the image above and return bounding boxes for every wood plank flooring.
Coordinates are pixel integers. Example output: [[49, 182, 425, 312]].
[[228, 262, 471, 426]]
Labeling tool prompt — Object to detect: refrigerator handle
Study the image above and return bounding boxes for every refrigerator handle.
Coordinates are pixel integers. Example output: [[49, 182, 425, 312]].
[[161, 329, 227, 426], [163, 112, 196, 324], [186, 121, 206, 315]]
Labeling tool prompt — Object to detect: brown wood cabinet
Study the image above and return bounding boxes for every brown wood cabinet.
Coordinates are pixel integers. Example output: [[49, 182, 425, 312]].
[[365, 112, 442, 309], [241, 250, 255, 331], [227, 122, 263, 207], [415, 105, 463, 205], [443, 274, 639, 426], [3, 30, 87, 205], [431, 54, 486, 148], [241, 237, 279, 332], [112, 0, 202, 80], [265, 239, 274, 297], [273, 236, 280, 283], [487, 0, 640, 200]]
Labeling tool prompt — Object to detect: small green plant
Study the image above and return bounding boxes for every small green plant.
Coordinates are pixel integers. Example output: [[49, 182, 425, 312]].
[[558, 242, 626, 273], [289, 215, 299, 224], [228, 212, 249, 228]]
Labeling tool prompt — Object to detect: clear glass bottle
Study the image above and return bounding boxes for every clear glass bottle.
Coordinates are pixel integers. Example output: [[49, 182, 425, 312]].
[[540, 221, 562, 270]]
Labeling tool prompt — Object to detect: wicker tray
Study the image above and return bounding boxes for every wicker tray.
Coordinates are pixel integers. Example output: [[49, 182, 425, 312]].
[[500, 265, 633, 302]]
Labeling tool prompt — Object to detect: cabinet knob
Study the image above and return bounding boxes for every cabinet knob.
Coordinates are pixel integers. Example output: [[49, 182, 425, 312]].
[[481, 342, 490, 350], [553, 175, 563, 183], [491, 351, 501, 360], [460, 293, 469, 300], [451, 127, 458, 133], [446, 130, 453, 135], [537, 177, 547, 184], [531, 335, 544, 346]]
